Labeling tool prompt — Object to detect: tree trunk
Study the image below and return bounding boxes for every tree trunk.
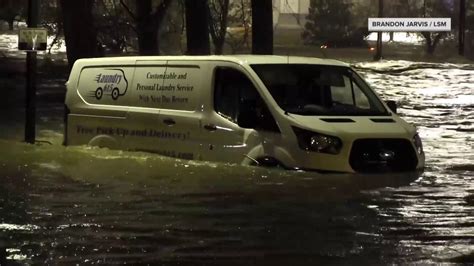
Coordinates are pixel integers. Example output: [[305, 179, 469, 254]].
[[137, 28, 159, 56], [208, 0, 229, 55], [422, 32, 444, 55], [422, 32, 433, 54], [59, 0, 101, 69], [251, 0, 273, 54], [425, 37, 435, 55], [459, 0, 466, 55], [8, 19, 14, 30], [2, 0, 17, 30], [124, 0, 172, 55], [214, 38, 225, 55], [185, 0, 211, 55], [136, 0, 159, 55]]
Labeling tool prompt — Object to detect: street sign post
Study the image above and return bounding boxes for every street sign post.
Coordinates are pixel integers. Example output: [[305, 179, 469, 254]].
[[24, 0, 40, 144]]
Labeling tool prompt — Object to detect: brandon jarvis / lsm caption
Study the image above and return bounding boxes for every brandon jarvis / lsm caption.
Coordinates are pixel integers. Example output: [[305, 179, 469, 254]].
[[64, 55, 425, 173]]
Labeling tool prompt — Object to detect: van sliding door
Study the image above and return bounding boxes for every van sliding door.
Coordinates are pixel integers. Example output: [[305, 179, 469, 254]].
[[123, 60, 167, 153], [155, 62, 203, 160]]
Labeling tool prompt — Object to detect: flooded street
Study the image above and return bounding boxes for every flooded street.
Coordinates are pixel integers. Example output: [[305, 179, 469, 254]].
[[0, 60, 473, 265]]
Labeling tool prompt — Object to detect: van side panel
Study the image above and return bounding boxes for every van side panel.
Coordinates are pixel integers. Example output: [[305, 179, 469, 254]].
[[67, 114, 125, 148], [66, 63, 135, 148], [119, 61, 166, 153], [129, 61, 167, 109], [77, 66, 134, 106], [149, 61, 205, 160], [130, 61, 201, 111]]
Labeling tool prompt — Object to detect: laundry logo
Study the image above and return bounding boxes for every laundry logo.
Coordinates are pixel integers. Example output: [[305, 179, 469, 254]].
[[93, 69, 128, 100]]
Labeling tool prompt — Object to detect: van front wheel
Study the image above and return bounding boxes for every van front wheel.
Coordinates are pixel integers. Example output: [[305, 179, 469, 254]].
[[95, 87, 103, 100], [254, 157, 285, 169], [111, 88, 119, 100]]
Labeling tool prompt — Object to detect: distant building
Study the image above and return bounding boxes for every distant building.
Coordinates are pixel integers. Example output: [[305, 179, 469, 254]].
[[274, 0, 310, 29]]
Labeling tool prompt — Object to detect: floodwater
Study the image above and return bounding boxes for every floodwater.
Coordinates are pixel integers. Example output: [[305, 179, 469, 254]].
[[0, 60, 473, 265]]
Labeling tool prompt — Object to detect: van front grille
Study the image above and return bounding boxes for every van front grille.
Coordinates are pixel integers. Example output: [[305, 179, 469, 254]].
[[349, 139, 418, 173]]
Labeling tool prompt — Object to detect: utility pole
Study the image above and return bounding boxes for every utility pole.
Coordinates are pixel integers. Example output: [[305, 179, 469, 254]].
[[459, 0, 466, 56], [25, 0, 38, 144], [374, 0, 384, 61]]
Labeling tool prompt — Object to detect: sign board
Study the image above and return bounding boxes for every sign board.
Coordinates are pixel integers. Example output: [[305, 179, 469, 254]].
[[18, 28, 47, 51], [368, 18, 451, 32]]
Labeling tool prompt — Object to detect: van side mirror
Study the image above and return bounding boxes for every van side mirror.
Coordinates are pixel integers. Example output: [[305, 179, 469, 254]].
[[385, 100, 397, 114]]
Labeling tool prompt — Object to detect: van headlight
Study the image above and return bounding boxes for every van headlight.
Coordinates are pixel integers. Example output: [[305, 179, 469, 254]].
[[292, 127, 342, 154], [413, 133, 423, 155]]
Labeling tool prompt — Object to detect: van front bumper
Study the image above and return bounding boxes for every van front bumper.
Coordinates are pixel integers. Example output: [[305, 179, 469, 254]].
[[286, 138, 425, 174]]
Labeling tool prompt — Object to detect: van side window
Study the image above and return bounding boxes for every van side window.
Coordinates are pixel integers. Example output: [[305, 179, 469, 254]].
[[331, 76, 370, 109], [214, 67, 280, 132]]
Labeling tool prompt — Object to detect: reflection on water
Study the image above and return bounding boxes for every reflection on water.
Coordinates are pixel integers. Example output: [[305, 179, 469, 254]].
[[0, 61, 473, 264]]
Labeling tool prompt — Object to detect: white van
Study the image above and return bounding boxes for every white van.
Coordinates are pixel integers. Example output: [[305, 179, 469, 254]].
[[64, 55, 425, 173]]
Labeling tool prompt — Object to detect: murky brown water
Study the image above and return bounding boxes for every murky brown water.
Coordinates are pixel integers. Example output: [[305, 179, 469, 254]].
[[0, 61, 473, 265]]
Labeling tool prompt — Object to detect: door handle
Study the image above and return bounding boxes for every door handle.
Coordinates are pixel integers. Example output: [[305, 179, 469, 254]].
[[163, 118, 176, 126], [204, 124, 217, 131]]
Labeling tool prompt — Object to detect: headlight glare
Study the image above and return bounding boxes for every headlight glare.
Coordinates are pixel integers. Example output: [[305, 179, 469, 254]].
[[310, 135, 341, 153], [293, 127, 342, 154]]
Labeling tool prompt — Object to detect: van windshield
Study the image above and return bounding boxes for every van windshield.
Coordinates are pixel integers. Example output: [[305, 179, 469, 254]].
[[251, 64, 389, 116]]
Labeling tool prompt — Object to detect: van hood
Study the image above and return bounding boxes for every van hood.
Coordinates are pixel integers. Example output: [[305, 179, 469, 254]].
[[289, 115, 416, 138]]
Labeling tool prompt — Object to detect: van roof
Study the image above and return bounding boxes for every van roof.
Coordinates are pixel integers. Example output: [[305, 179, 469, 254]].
[[74, 55, 349, 68]]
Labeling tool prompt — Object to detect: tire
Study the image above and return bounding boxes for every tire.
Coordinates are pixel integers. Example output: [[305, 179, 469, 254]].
[[112, 87, 119, 100], [95, 87, 103, 100], [254, 157, 285, 169]]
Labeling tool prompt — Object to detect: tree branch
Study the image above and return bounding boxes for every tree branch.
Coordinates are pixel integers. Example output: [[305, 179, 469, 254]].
[[152, 0, 173, 27], [120, 0, 137, 21]]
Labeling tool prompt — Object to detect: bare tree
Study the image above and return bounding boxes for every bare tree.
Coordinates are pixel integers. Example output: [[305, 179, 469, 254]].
[[60, 0, 101, 68], [226, 0, 251, 53], [120, 0, 172, 55], [0, 0, 26, 30], [208, 0, 230, 54], [40, 0, 63, 54], [418, 0, 454, 55], [420, 32, 447, 55], [94, 0, 132, 54]]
